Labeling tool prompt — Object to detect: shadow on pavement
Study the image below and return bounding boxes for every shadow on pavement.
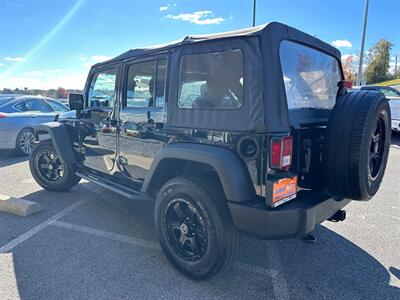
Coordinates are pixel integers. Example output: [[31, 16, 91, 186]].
[[4, 184, 398, 299], [391, 132, 400, 147], [0, 150, 28, 168], [269, 225, 399, 299]]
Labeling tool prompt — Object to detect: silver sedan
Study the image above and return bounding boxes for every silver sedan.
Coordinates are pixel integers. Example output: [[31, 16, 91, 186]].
[[0, 95, 70, 155]]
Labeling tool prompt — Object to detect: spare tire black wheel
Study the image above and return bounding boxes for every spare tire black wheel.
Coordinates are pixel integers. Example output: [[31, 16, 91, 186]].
[[324, 90, 391, 200]]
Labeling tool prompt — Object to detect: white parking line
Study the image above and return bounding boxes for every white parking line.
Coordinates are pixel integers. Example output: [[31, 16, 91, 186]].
[[0, 253, 20, 300], [0, 200, 88, 253], [50, 219, 288, 299], [51, 220, 161, 251]]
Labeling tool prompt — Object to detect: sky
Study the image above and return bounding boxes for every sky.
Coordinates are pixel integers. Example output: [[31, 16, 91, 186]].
[[0, 0, 399, 90]]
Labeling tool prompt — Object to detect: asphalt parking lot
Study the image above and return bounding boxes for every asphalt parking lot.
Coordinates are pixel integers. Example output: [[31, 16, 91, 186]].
[[0, 135, 399, 300]]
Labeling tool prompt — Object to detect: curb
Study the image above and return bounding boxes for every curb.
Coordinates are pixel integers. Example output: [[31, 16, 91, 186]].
[[0, 194, 42, 217]]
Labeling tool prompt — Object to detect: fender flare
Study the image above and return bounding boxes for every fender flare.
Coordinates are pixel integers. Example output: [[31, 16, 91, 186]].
[[34, 122, 76, 164], [142, 143, 256, 203]]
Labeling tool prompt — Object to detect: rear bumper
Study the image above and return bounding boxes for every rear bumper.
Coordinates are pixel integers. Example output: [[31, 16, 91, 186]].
[[227, 190, 351, 240]]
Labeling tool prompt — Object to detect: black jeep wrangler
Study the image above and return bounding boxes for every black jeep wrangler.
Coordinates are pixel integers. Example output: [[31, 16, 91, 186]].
[[29, 22, 391, 280]]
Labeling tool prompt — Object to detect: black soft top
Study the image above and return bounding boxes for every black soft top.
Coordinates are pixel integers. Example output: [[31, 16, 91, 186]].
[[98, 22, 340, 66], [92, 22, 342, 133]]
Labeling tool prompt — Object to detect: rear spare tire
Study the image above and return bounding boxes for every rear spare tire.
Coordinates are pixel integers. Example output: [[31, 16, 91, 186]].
[[324, 90, 391, 200]]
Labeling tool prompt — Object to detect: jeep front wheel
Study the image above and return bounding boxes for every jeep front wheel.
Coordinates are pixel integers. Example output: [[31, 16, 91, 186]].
[[29, 140, 81, 192], [155, 177, 239, 280]]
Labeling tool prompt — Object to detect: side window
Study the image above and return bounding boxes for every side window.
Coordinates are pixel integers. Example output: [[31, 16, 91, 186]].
[[279, 40, 341, 110], [88, 69, 117, 108], [178, 49, 244, 109], [46, 100, 69, 112], [14, 102, 28, 111], [125, 58, 166, 108], [24, 99, 52, 112]]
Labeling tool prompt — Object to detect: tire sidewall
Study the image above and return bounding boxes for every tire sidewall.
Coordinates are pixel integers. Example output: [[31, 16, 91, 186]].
[[155, 179, 224, 279], [359, 100, 391, 199]]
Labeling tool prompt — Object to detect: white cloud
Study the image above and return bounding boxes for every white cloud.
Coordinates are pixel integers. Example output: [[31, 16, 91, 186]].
[[160, 5, 169, 11], [24, 70, 45, 76], [4, 56, 26, 62], [0, 63, 3, 67], [80, 55, 112, 69], [331, 40, 353, 48], [166, 11, 225, 25], [89, 55, 111, 63], [23, 69, 63, 77], [0, 71, 88, 90], [0, 68, 87, 90]]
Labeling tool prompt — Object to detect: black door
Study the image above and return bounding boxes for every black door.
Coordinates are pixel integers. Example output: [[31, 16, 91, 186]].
[[117, 57, 168, 182], [80, 66, 119, 174]]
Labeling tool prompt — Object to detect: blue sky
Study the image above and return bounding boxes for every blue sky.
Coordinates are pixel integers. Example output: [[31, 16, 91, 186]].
[[0, 0, 399, 89]]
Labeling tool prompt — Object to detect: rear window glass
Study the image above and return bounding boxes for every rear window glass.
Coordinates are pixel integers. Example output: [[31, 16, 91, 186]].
[[0, 96, 15, 106], [280, 40, 341, 110], [178, 49, 244, 109]]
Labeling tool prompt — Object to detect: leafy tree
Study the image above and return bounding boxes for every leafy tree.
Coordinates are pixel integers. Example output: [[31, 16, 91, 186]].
[[56, 87, 68, 99], [364, 39, 393, 84], [342, 55, 357, 83]]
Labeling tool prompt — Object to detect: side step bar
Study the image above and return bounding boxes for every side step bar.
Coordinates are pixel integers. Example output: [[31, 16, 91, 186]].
[[76, 171, 152, 202]]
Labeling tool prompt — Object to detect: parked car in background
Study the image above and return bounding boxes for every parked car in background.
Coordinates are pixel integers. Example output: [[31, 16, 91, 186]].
[[57, 98, 70, 108], [360, 86, 400, 132], [0, 95, 70, 155]]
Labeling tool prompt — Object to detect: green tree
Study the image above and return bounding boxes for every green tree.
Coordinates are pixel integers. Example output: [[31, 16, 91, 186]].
[[363, 39, 393, 84]]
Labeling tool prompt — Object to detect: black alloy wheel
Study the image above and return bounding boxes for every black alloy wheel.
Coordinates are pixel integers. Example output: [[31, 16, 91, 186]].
[[369, 115, 386, 180], [164, 198, 208, 261], [36, 149, 65, 183], [155, 177, 240, 280], [29, 140, 81, 192]]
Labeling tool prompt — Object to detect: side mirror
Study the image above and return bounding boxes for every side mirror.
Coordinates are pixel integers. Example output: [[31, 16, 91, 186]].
[[68, 93, 84, 116]]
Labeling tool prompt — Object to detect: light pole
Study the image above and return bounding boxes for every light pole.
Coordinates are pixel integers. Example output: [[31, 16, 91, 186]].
[[252, 0, 256, 27], [356, 0, 370, 86]]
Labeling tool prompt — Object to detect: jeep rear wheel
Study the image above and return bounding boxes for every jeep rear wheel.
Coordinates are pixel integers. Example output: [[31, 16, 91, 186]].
[[324, 90, 391, 200], [29, 140, 81, 192], [155, 177, 239, 280]]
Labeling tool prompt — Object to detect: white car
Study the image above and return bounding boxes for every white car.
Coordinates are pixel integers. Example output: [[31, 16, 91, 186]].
[[360, 86, 400, 132]]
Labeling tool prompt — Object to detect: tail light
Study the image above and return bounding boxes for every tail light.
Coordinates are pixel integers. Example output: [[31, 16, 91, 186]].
[[0, 113, 6, 119], [338, 80, 352, 89], [270, 136, 293, 170]]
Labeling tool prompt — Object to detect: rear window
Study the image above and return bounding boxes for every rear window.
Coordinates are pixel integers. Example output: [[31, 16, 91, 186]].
[[280, 40, 341, 110], [0, 96, 15, 106], [178, 49, 244, 109]]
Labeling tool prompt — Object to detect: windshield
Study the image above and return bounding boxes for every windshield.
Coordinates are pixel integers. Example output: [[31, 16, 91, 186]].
[[280, 40, 341, 110]]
